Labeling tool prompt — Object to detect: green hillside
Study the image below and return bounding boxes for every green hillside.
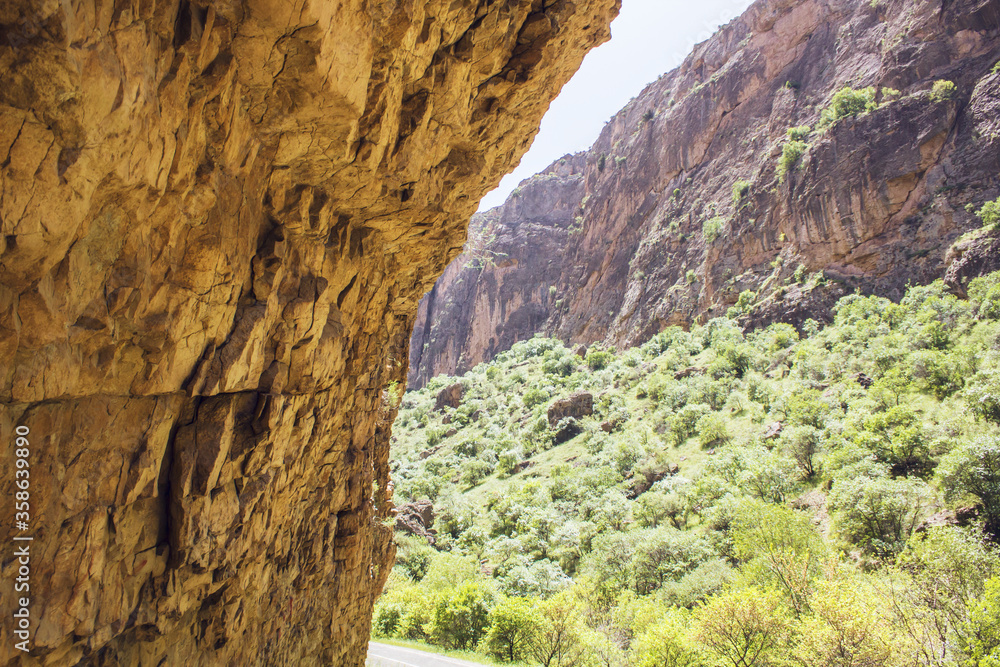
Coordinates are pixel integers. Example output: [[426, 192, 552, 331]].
[[376, 271, 1000, 667]]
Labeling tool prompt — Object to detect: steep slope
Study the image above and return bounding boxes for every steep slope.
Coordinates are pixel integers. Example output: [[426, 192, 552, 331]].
[[409, 0, 1000, 387], [0, 1, 618, 665]]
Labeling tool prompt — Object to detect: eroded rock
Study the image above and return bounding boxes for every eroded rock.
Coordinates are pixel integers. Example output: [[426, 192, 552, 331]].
[[0, 0, 619, 664]]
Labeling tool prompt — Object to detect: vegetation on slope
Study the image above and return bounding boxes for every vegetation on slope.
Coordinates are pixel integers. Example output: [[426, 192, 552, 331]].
[[377, 272, 1000, 667]]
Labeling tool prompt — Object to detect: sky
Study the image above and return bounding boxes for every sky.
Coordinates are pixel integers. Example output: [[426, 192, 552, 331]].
[[478, 0, 755, 210]]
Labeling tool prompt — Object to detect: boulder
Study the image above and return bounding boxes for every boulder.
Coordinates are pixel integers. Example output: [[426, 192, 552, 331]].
[[547, 391, 594, 427], [435, 382, 465, 411]]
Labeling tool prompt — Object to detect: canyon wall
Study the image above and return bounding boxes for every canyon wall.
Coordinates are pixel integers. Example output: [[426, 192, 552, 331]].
[[409, 0, 1000, 387], [0, 0, 618, 664]]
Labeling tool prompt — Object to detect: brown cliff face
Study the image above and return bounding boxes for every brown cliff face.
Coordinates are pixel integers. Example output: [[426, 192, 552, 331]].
[[410, 0, 1000, 386], [0, 1, 618, 665]]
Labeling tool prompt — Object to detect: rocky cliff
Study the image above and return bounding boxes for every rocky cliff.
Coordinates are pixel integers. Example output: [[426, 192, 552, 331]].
[[0, 1, 618, 665], [409, 0, 1000, 386]]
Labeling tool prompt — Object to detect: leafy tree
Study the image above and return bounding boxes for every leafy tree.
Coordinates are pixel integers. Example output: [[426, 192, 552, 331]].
[[427, 580, 497, 650], [483, 596, 540, 662], [780, 425, 822, 479], [529, 589, 590, 667], [796, 577, 898, 667], [632, 526, 717, 595], [964, 366, 1000, 425], [587, 346, 616, 371], [694, 587, 792, 667], [829, 474, 934, 558], [938, 436, 1000, 534], [697, 412, 731, 448], [961, 577, 1000, 667], [732, 500, 825, 615], [819, 87, 877, 127], [631, 609, 703, 667], [852, 405, 932, 477]]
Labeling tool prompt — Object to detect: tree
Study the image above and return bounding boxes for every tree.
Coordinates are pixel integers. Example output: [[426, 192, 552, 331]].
[[961, 577, 1000, 667], [484, 596, 540, 663], [631, 609, 703, 667], [781, 425, 822, 479], [732, 500, 824, 616], [829, 474, 934, 558], [938, 436, 1000, 535], [427, 580, 496, 650], [796, 577, 898, 667], [891, 527, 1000, 664], [964, 368, 1000, 425], [694, 587, 792, 667], [529, 590, 589, 667]]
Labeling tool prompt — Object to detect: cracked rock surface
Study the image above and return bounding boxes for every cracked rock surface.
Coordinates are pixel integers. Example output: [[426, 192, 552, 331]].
[[0, 0, 618, 664], [409, 0, 1000, 386]]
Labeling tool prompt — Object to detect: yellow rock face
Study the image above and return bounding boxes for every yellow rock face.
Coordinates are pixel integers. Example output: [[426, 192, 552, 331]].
[[0, 1, 618, 664]]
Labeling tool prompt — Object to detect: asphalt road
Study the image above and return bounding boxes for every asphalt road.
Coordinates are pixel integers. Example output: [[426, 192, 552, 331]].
[[366, 642, 490, 667]]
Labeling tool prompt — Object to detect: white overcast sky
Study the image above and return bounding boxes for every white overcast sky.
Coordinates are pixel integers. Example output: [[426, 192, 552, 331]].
[[479, 0, 754, 210]]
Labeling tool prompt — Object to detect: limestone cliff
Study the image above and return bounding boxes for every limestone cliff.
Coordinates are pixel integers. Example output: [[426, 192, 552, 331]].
[[409, 0, 1000, 386], [0, 0, 618, 664]]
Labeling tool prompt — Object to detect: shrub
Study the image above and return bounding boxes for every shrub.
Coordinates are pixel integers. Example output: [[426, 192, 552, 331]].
[[732, 179, 751, 206], [483, 596, 540, 662], [786, 125, 811, 142], [796, 578, 897, 667], [696, 411, 730, 448], [522, 386, 550, 408], [586, 345, 615, 371], [528, 590, 590, 667], [777, 140, 808, 181], [938, 436, 1000, 530], [829, 474, 934, 558], [976, 196, 1000, 229], [964, 366, 1000, 424], [686, 269, 698, 284], [631, 526, 717, 595], [427, 580, 497, 650], [702, 216, 725, 244], [961, 576, 1000, 667], [460, 459, 493, 487], [930, 79, 957, 102], [631, 609, 702, 667], [969, 271, 1000, 319], [694, 587, 793, 667], [781, 424, 822, 479], [733, 500, 825, 614], [818, 86, 877, 127], [852, 405, 932, 477]]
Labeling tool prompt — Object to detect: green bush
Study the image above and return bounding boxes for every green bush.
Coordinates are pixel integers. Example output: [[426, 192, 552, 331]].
[[938, 436, 1000, 529], [702, 216, 725, 244], [777, 139, 808, 181], [787, 125, 811, 142], [969, 271, 1000, 319], [586, 345, 615, 370], [483, 596, 540, 662], [697, 412, 731, 448], [829, 474, 933, 558], [930, 79, 957, 102], [976, 197, 1000, 229], [818, 86, 877, 127], [732, 179, 751, 206], [961, 576, 1000, 667], [964, 366, 1000, 425], [427, 580, 497, 650]]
